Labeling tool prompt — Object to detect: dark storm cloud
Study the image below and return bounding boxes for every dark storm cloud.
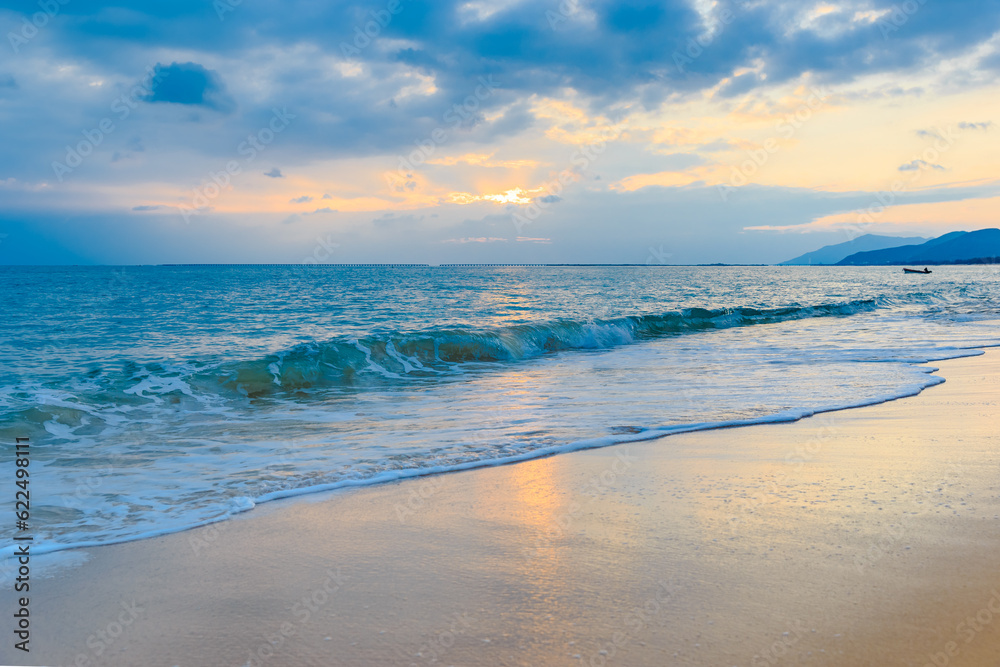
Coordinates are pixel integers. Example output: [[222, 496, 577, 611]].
[[140, 62, 233, 111]]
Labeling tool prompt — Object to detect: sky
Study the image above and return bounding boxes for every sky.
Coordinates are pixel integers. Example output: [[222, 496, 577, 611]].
[[1, 0, 999, 265]]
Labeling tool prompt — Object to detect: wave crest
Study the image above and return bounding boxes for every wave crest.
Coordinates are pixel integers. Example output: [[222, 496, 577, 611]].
[[215, 299, 879, 396]]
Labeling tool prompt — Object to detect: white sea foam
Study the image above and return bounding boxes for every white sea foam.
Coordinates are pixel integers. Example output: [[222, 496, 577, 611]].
[[124, 373, 196, 400], [0, 346, 986, 563]]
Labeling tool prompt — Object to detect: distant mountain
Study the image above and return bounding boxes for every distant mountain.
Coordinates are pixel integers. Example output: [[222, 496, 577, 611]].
[[837, 229, 1000, 265], [780, 234, 927, 265]]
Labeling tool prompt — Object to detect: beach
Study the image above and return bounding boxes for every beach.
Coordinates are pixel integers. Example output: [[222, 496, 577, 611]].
[[6, 0, 1000, 662], [7, 0, 1000, 662], [11, 349, 999, 667]]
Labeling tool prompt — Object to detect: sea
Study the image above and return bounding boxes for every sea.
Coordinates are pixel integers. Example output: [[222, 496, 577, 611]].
[[1, 264, 998, 561]]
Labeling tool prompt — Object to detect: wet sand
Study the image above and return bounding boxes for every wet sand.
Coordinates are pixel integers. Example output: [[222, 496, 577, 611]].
[[9, 351, 1000, 667]]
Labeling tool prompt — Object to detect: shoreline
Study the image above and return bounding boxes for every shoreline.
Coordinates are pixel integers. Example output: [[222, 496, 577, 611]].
[[7, 351, 1000, 666], [2, 347, 988, 564]]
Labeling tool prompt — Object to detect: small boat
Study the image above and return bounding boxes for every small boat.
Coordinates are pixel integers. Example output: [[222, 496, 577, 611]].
[[903, 268, 932, 274]]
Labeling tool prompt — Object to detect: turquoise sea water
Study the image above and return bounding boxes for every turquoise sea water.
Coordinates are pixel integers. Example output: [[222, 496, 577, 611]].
[[1, 265, 998, 557]]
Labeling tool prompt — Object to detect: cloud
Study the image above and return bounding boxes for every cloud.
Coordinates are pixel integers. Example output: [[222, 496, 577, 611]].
[[8, 178, 1000, 265], [898, 159, 945, 172], [0, 0, 989, 201], [131, 205, 163, 211], [140, 62, 234, 111], [5, 0, 1000, 266], [426, 153, 539, 168], [441, 237, 507, 244], [717, 72, 763, 98], [289, 196, 313, 204], [537, 195, 562, 204], [981, 49, 1000, 71], [958, 121, 994, 131], [22, 0, 1000, 161]]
